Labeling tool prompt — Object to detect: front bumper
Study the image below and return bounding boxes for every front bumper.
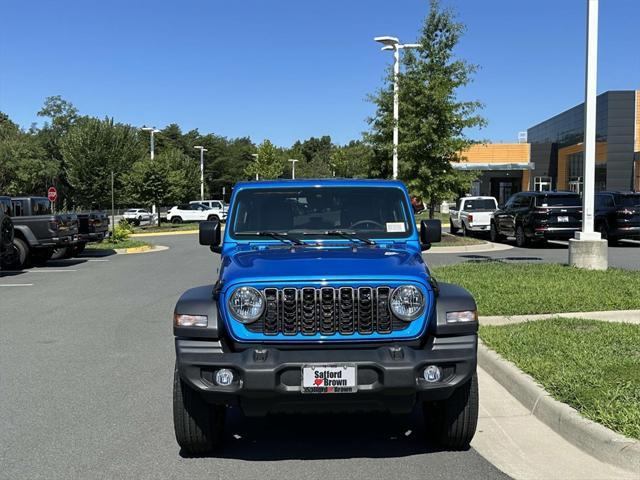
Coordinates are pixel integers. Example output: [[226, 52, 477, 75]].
[[609, 226, 640, 239], [176, 334, 477, 416]]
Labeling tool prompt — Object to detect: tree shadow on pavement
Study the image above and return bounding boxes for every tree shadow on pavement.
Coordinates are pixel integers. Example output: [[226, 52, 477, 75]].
[[180, 406, 457, 460]]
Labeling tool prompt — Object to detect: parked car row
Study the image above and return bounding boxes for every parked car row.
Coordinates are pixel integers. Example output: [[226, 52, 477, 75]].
[[449, 191, 639, 248], [0, 195, 109, 269], [489, 191, 640, 247]]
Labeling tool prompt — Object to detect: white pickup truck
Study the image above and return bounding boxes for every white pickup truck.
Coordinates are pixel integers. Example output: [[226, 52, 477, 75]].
[[189, 200, 227, 222], [449, 196, 498, 236]]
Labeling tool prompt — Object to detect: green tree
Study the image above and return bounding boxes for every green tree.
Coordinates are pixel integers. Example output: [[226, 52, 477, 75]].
[[61, 117, 145, 208], [243, 139, 284, 180], [289, 136, 334, 178], [330, 141, 374, 178], [367, 0, 485, 215], [0, 112, 58, 196]]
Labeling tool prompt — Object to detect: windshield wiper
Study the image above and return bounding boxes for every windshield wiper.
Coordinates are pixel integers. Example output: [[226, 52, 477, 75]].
[[303, 230, 376, 245], [234, 231, 305, 245]]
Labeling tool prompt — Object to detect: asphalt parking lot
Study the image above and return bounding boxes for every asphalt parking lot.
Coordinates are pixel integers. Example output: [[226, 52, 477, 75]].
[[2, 232, 637, 479], [0, 234, 510, 480]]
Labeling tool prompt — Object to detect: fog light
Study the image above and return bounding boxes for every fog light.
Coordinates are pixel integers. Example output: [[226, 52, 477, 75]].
[[215, 369, 234, 386], [423, 365, 442, 383]]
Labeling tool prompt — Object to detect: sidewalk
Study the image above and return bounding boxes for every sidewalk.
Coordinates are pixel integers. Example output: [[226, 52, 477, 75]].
[[472, 367, 635, 480], [480, 310, 640, 326]]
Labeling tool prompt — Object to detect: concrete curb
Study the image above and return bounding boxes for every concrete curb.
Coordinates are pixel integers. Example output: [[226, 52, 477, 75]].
[[480, 310, 640, 325], [115, 245, 169, 255], [478, 342, 640, 472], [427, 240, 513, 254], [130, 230, 198, 237]]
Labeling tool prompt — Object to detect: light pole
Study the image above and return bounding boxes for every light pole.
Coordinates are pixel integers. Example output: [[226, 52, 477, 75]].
[[374, 36, 420, 180], [568, 0, 607, 270], [288, 159, 298, 179], [194, 146, 208, 201], [141, 126, 161, 225], [251, 154, 259, 180]]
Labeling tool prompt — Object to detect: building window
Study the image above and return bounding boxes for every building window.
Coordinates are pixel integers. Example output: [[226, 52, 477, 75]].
[[470, 180, 481, 196], [534, 176, 552, 191]]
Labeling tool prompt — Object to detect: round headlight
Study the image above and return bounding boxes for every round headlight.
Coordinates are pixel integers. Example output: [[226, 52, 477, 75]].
[[228, 287, 265, 323], [390, 285, 424, 321]]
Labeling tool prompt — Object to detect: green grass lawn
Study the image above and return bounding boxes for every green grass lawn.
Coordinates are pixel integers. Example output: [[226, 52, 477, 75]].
[[431, 262, 640, 315], [431, 232, 486, 247], [480, 318, 640, 439], [86, 239, 151, 250], [415, 211, 450, 224]]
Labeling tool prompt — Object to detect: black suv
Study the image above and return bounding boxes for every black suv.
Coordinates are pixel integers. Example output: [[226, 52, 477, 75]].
[[595, 191, 640, 244], [490, 191, 582, 247]]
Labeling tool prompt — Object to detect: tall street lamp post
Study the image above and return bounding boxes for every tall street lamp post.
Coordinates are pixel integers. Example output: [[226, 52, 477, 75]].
[[568, 0, 607, 270], [141, 126, 160, 225], [374, 36, 420, 180], [251, 154, 259, 180], [288, 159, 298, 179], [194, 146, 208, 201]]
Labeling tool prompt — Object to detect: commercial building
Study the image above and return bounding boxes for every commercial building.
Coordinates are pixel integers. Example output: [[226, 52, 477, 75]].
[[455, 90, 640, 202]]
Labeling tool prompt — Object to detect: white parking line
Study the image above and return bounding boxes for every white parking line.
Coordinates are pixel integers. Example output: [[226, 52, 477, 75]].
[[0, 269, 77, 274], [0, 283, 33, 287], [87, 259, 110, 262]]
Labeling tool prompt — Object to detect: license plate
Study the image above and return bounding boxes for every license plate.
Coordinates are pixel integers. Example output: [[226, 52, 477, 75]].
[[302, 364, 357, 394], [558, 216, 569, 223]]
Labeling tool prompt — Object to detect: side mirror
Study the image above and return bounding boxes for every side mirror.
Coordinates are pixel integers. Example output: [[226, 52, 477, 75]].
[[199, 220, 222, 253], [420, 219, 441, 251]]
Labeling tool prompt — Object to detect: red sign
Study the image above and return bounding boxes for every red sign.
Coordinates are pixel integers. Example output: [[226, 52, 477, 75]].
[[47, 187, 58, 202]]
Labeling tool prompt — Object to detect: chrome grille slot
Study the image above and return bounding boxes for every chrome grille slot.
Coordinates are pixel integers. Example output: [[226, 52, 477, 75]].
[[320, 287, 336, 335], [357, 287, 374, 334], [300, 288, 317, 335], [264, 288, 279, 335], [338, 287, 355, 334], [281, 288, 298, 335], [376, 287, 392, 333]]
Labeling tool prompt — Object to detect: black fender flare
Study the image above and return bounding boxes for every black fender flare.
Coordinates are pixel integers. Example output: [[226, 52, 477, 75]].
[[173, 285, 222, 339], [13, 224, 39, 247], [429, 282, 478, 335]]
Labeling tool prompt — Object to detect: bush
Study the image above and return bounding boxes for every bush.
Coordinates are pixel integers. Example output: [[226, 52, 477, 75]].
[[113, 219, 135, 242]]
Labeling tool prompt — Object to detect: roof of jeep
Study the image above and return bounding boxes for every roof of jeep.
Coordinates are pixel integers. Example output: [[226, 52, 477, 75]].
[[233, 178, 408, 190]]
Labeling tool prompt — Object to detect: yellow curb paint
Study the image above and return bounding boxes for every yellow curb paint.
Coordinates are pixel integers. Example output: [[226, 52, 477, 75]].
[[125, 245, 153, 254], [131, 230, 198, 237]]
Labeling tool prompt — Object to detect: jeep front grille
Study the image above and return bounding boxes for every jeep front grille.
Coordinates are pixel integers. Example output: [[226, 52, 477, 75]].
[[246, 286, 409, 336]]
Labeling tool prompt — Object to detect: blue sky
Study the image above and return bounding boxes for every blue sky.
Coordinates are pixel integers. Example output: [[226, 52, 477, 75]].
[[1, 0, 638, 147]]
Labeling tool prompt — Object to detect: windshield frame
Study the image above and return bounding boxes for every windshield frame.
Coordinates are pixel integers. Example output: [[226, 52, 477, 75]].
[[227, 185, 416, 242]]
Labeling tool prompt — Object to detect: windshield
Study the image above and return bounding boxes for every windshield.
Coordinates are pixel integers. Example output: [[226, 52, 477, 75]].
[[463, 199, 497, 211], [614, 194, 640, 207], [535, 195, 581, 207], [229, 186, 413, 240]]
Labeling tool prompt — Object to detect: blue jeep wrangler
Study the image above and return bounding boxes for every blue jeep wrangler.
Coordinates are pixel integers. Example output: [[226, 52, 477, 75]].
[[173, 179, 479, 454]]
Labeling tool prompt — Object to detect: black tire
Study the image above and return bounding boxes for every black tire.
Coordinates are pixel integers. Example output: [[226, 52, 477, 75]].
[[207, 215, 220, 222], [72, 242, 87, 256], [173, 365, 225, 455], [31, 248, 54, 266], [461, 222, 468, 237], [7, 237, 30, 269], [171, 216, 183, 224], [424, 372, 479, 450], [1, 215, 14, 248], [489, 222, 503, 243], [449, 218, 458, 235], [597, 223, 618, 246], [515, 224, 528, 248], [51, 246, 72, 260]]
